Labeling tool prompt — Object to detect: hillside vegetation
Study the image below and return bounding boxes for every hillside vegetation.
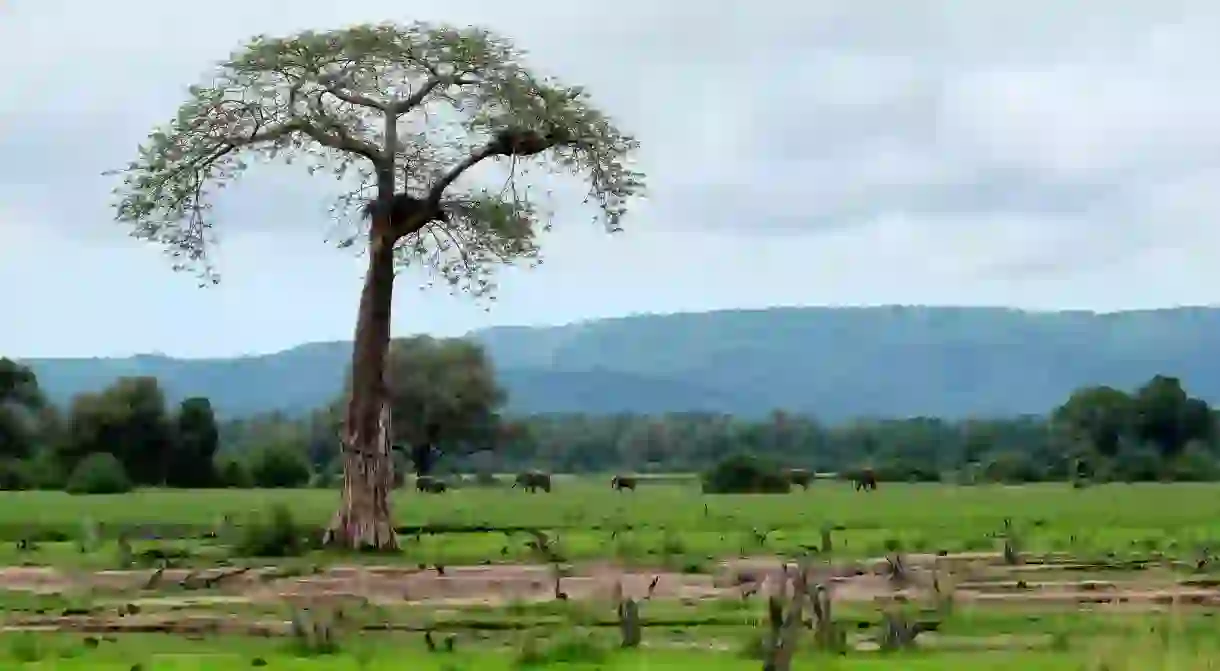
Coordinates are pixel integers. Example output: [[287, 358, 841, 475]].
[[21, 306, 1220, 420]]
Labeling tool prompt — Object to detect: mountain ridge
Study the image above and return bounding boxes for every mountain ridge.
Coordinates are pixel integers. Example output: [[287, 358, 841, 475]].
[[18, 305, 1220, 421]]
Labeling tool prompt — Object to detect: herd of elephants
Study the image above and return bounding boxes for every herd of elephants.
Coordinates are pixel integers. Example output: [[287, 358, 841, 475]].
[[411, 468, 881, 493]]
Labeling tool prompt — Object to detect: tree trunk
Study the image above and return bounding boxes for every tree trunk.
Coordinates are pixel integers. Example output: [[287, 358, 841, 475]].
[[323, 221, 400, 551], [323, 398, 397, 549]]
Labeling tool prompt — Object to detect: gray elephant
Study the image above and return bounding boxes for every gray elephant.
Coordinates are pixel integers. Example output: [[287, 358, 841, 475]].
[[513, 470, 552, 493], [416, 475, 448, 493], [785, 468, 813, 489], [611, 475, 637, 491]]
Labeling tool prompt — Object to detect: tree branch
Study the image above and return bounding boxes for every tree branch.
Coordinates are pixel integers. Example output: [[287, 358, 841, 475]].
[[423, 128, 566, 211], [222, 121, 296, 148], [374, 126, 571, 243], [299, 93, 385, 162], [318, 69, 389, 111], [390, 77, 444, 115], [425, 144, 496, 208], [324, 84, 387, 111], [389, 74, 478, 115]]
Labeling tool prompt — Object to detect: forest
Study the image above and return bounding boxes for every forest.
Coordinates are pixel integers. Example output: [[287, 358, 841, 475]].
[[3, 335, 1217, 492]]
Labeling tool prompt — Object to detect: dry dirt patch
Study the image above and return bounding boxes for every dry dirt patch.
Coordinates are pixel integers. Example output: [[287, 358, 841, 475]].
[[0, 553, 1215, 633]]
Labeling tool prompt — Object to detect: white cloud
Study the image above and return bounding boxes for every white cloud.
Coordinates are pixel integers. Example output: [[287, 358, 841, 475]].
[[2, 0, 1220, 357]]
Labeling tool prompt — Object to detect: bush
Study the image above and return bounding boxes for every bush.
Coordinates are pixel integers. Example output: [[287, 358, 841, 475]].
[[982, 451, 1041, 484], [65, 453, 132, 495], [516, 630, 610, 667], [15, 450, 65, 490], [875, 462, 940, 483], [247, 443, 312, 488], [1164, 442, 1220, 482], [0, 460, 31, 491], [215, 455, 253, 488], [702, 454, 791, 494], [235, 503, 306, 557], [1109, 444, 1162, 482]]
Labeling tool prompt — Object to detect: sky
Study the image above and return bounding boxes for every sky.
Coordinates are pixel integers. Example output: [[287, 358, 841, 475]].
[[3, 1, 1220, 358]]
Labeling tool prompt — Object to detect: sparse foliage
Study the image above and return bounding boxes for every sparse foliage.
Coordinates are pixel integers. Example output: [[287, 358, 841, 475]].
[[108, 21, 643, 290]]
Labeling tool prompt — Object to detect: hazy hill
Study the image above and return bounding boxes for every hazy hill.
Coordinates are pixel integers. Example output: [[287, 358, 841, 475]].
[[20, 306, 1220, 421]]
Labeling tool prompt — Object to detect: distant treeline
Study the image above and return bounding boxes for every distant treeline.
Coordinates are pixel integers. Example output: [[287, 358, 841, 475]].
[[4, 345, 1220, 492]]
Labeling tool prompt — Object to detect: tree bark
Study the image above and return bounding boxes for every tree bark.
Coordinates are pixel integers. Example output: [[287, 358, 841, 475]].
[[324, 397, 397, 549], [323, 217, 400, 551]]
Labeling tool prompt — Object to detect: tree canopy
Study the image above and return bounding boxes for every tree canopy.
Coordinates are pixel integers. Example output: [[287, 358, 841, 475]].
[[330, 336, 506, 476], [0, 358, 45, 460], [1051, 375, 1215, 477], [62, 376, 176, 486], [108, 22, 644, 293]]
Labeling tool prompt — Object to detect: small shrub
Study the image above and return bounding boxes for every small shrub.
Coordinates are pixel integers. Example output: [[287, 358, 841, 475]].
[[235, 504, 305, 557], [515, 631, 609, 668], [702, 454, 791, 494], [22, 451, 67, 490], [659, 528, 687, 556], [679, 558, 708, 574], [7, 633, 44, 663], [286, 607, 341, 656], [247, 443, 312, 489], [982, 451, 1040, 484], [65, 453, 132, 495], [736, 630, 768, 660], [1165, 444, 1220, 482]]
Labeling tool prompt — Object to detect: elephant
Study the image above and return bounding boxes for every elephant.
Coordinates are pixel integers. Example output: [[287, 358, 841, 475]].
[[852, 468, 878, 492], [785, 468, 813, 489], [611, 474, 637, 491], [513, 470, 552, 493], [415, 475, 448, 493]]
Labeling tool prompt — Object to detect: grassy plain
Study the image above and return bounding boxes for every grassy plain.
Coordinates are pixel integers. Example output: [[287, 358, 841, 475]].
[[2, 481, 1219, 564], [2, 480, 1220, 668], [4, 620, 1220, 669]]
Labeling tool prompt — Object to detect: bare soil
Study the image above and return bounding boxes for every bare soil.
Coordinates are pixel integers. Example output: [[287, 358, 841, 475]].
[[0, 552, 1213, 635]]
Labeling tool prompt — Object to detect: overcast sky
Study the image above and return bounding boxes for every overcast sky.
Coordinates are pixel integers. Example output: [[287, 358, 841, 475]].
[[2, 1, 1219, 358]]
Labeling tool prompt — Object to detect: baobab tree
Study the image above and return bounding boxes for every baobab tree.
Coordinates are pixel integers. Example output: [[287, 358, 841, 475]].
[[108, 22, 644, 550]]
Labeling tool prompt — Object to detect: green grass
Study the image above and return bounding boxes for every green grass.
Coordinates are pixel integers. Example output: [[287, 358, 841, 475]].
[[3, 629, 1219, 670], [5, 481, 1220, 668], [2, 482, 1220, 565]]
